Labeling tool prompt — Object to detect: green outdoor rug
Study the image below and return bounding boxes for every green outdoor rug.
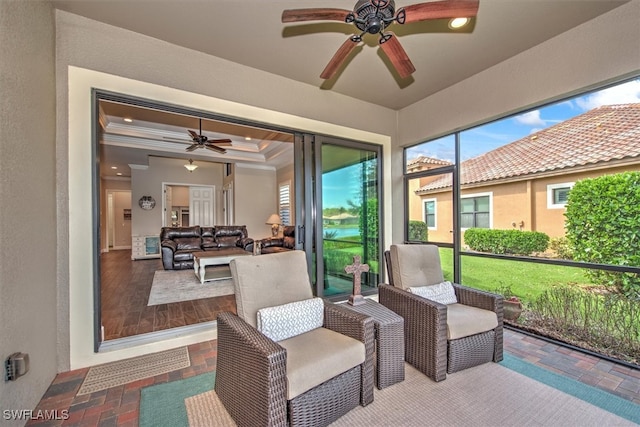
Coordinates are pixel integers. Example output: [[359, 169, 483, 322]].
[[139, 356, 639, 427], [139, 372, 215, 427], [501, 354, 640, 424]]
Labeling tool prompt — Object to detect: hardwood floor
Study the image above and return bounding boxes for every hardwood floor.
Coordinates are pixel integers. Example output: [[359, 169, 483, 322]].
[[100, 249, 236, 340]]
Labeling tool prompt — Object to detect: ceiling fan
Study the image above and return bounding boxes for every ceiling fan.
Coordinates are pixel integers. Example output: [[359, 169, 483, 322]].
[[282, 0, 479, 79], [164, 118, 232, 154]]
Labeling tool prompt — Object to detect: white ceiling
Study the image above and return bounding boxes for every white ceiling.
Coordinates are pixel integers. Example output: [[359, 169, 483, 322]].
[[51, 0, 627, 110], [51, 0, 628, 178]]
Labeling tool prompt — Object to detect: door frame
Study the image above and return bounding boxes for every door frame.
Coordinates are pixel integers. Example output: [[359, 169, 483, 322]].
[[104, 189, 132, 252]]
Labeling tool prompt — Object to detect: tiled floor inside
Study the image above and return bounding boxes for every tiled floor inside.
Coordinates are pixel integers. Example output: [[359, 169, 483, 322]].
[[27, 328, 639, 426]]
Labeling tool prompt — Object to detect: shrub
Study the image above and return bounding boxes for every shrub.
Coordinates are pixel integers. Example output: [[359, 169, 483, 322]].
[[464, 228, 549, 255], [529, 285, 639, 365], [564, 172, 640, 298], [408, 220, 428, 241], [549, 237, 574, 260], [359, 197, 379, 261]]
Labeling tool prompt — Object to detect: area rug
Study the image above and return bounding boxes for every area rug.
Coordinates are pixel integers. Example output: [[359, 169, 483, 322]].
[[148, 269, 235, 306], [174, 356, 639, 427], [139, 372, 216, 427], [77, 347, 190, 395]]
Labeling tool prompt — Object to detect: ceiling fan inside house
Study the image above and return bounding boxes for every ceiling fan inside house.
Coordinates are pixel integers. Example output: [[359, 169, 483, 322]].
[[163, 118, 232, 154], [282, 0, 479, 79]]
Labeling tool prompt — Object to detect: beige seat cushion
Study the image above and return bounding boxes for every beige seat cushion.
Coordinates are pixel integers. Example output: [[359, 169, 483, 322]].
[[230, 251, 313, 328], [446, 303, 498, 340], [278, 327, 365, 400], [390, 244, 445, 290]]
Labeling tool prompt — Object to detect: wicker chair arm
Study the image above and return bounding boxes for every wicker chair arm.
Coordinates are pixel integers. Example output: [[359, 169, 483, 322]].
[[379, 284, 448, 382], [453, 284, 504, 317], [215, 312, 288, 427], [323, 301, 375, 405]]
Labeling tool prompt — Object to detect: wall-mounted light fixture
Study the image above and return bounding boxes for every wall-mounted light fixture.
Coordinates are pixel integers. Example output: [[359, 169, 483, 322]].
[[184, 159, 198, 172]]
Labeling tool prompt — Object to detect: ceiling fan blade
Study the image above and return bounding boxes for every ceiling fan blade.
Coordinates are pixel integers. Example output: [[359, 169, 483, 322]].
[[282, 8, 352, 23], [320, 38, 359, 80], [379, 33, 416, 78], [401, 0, 479, 24], [185, 144, 199, 152], [188, 130, 199, 140], [205, 144, 227, 154]]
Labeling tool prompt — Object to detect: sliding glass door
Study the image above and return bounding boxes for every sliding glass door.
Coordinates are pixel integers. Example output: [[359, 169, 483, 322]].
[[306, 136, 383, 299]]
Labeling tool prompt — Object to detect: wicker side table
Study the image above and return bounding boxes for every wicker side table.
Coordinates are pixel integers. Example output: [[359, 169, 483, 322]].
[[341, 299, 405, 389]]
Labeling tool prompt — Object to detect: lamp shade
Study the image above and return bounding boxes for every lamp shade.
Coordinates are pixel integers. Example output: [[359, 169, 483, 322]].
[[265, 214, 281, 225]]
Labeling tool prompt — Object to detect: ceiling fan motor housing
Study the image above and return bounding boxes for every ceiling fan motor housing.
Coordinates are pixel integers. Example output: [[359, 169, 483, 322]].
[[353, 0, 396, 34]]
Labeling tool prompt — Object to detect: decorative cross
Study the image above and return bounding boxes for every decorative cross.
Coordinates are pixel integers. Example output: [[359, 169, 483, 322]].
[[345, 255, 369, 306]]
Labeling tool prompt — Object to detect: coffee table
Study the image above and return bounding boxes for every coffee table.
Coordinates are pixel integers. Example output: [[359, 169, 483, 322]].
[[193, 248, 251, 284]]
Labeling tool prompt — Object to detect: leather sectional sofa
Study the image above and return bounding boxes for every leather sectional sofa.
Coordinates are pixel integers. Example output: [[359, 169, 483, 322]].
[[258, 225, 296, 254], [160, 225, 254, 270]]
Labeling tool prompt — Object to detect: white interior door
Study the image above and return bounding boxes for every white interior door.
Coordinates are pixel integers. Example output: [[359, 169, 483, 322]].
[[190, 186, 215, 226]]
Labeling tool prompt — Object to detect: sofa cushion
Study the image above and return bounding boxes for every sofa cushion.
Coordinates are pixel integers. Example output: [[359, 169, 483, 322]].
[[278, 327, 365, 400], [257, 298, 324, 342], [201, 237, 217, 249], [173, 251, 195, 262], [446, 303, 498, 340], [174, 237, 201, 251], [409, 281, 457, 305], [230, 251, 313, 328], [283, 236, 295, 249]]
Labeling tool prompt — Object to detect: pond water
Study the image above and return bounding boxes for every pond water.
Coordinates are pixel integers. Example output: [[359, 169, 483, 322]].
[[324, 228, 360, 238]]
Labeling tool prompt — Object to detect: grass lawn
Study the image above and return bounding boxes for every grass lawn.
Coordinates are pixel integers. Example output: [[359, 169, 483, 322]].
[[437, 248, 591, 302]]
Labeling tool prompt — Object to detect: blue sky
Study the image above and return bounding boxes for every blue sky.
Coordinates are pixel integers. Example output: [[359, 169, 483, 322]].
[[408, 78, 640, 162], [324, 78, 640, 208]]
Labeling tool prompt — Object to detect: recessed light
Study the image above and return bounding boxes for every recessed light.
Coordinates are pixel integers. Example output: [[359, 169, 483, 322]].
[[245, 137, 252, 141], [123, 118, 133, 123], [111, 166, 118, 169], [116, 172, 123, 176], [449, 17, 469, 29]]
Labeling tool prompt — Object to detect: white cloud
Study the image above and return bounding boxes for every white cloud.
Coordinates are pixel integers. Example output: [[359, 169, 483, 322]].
[[514, 110, 546, 127], [576, 79, 640, 111]]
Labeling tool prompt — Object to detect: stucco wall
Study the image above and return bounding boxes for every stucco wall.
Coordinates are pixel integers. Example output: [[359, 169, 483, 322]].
[[0, 1, 57, 424]]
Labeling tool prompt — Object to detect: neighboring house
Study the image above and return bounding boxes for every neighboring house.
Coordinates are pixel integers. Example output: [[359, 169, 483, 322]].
[[410, 104, 640, 243], [323, 213, 360, 226]]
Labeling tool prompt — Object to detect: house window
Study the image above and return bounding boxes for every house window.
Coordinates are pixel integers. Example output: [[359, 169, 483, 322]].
[[547, 182, 574, 209], [461, 194, 491, 228], [279, 181, 291, 225], [423, 199, 436, 228]]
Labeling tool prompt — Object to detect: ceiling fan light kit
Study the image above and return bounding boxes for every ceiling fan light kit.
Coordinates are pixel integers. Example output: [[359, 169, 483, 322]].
[[184, 159, 198, 172], [282, 0, 479, 79]]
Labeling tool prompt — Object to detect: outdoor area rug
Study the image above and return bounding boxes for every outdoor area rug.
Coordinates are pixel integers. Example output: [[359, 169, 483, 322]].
[[140, 372, 216, 427], [148, 269, 235, 306], [77, 346, 190, 395], [138, 354, 639, 427]]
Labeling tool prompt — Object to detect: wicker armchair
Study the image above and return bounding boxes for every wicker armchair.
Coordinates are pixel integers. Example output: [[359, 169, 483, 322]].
[[215, 251, 375, 426], [379, 244, 503, 382]]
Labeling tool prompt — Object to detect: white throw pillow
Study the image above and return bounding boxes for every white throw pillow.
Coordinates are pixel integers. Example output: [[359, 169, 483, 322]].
[[409, 281, 458, 305], [256, 297, 324, 342]]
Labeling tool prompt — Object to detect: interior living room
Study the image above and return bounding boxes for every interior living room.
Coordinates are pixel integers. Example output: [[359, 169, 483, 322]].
[[1, 1, 639, 426]]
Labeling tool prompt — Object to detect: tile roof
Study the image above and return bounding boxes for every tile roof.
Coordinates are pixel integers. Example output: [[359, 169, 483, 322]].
[[407, 155, 452, 168], [417, 103, 640, 192]]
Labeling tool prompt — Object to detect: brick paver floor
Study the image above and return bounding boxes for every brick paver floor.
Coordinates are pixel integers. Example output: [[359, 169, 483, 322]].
[[25, 329, 639, 426]]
